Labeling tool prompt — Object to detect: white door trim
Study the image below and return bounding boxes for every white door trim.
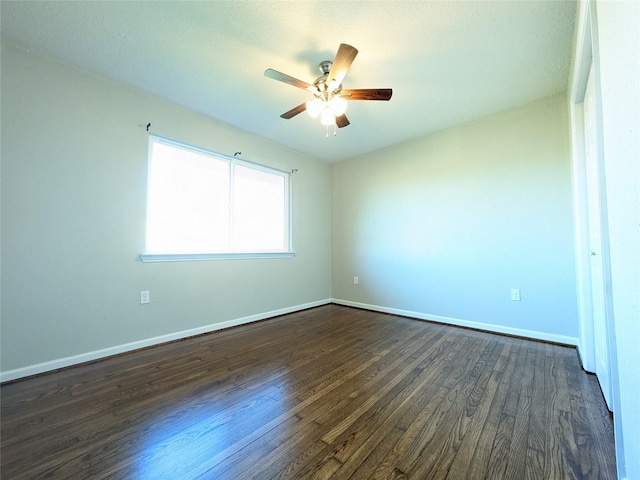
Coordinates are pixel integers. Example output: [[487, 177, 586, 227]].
[[569, 1, 596, 373], [568, 0, 624, 474], [583, 62, 612, 408]]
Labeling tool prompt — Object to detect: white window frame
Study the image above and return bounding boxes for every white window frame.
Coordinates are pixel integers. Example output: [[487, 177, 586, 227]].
[[140, 135, 293, 263]]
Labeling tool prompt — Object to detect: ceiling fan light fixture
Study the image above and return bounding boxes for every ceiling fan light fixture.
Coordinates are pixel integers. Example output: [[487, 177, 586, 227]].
[[329, 96, 347, 116], [320, 107, 336, 126], [306, 98, 323, 118]]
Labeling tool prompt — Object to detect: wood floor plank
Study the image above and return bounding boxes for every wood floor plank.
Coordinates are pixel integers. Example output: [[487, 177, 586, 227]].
[[1, 305, 617, 479], [543, 343, 576, 479], [328, 362, 452, 476], [169, 347, 397, 478], [348, 425, 406, 479], [225, 326, 431, 479], [525, 342, 548, 479], [243, 329, 450, 479], [445, 339, 516, 480], [320, 329, 452, 446], [502, 347, 536, 479], [381, 335, 495, 476], [366, 335, 479, 479], [483, 339, 528, 479], [406, 337, 502, 479], [563, 346, 617, 480]]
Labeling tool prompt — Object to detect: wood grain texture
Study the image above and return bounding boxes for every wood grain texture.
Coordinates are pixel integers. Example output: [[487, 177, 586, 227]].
[[1, 305, 617, 479]]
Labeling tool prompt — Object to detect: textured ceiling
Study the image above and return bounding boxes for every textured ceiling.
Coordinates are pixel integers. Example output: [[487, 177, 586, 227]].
[[1, 1, 576, 162]]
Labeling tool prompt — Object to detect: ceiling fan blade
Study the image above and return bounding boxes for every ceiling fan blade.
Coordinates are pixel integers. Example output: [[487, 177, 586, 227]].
[[327, 44, 358, 90], [280, 102, 307, 119], [336, 114, 350, 128], [264, 68, 316, 93], [341, 89, 393, 101]]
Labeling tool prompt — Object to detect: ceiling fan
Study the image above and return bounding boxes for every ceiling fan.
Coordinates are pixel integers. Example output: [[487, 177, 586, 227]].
[[264, 43, 392, 132]]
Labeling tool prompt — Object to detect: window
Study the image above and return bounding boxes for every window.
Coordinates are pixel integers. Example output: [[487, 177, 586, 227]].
[[142, 136, 291, 261]]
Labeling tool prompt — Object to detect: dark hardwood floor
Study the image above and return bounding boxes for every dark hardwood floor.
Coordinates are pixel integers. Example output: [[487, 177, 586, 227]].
[[1, 305, 616, 479]]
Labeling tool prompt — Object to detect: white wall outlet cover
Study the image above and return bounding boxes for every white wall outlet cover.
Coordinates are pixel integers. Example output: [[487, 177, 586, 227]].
[[140, 291, 150, 304]]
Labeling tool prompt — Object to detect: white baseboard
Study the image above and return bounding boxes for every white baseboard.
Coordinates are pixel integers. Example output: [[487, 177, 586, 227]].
[[1, 298, 579, 383], [332, 298, 579, 346], [0, 299, 332, 383]]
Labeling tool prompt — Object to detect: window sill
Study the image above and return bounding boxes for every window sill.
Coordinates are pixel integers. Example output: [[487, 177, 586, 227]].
[[139, 252, 295, 263]]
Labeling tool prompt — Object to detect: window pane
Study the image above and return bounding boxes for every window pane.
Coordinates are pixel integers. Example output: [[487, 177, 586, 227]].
[[145, 137, 290, 256], [146, 141, 230, 253], [232, 164, 287, 252]]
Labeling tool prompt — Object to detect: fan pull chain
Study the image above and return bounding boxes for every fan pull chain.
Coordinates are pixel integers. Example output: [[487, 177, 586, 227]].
[[324, 123, 338, 139]]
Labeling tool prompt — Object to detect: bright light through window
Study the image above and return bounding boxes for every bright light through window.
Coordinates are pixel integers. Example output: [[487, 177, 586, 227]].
[[145, 137, 290, 255], [233, 165, 286, 251]]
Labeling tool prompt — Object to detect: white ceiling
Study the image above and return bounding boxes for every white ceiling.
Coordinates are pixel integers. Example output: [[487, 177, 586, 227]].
[[1, 1, 576, 162]]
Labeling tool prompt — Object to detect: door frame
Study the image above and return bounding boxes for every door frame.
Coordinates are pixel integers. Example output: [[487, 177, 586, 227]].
[[569, 0, 614, 384], [568, 0, 623, 468], [582, 61, 611, 407]]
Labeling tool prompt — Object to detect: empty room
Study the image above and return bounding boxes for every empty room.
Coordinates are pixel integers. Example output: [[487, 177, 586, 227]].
[[1, 1, 637, 479]]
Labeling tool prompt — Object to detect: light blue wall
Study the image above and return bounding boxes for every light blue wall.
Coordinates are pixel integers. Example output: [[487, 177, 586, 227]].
[[332, 95, 579, 342], [1, 39, 579, 378], [1, 41, 332, 376]]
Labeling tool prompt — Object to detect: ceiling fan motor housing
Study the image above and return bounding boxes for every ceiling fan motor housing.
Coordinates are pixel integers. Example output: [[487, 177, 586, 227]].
[[319, 61, 332, 75], [314, 61, 342, 98]]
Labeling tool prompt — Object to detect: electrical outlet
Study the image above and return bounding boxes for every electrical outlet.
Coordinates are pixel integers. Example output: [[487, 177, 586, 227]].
[[510, 289, 521, 301], [140, 290, 150, 304], [353, 276, 359, 285]]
